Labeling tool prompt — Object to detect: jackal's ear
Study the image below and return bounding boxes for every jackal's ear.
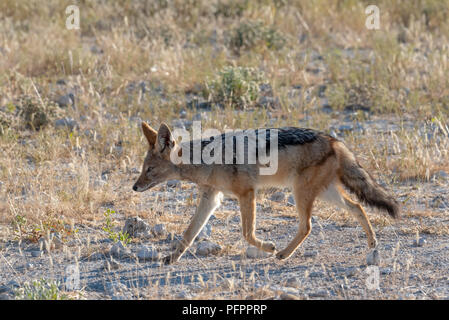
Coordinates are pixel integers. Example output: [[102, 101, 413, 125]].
[[142, 122, 157, 146], [157, 123, 174, 153]]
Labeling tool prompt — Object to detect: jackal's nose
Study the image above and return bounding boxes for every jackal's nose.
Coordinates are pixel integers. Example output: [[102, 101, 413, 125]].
[[132, 184, 138, 191]]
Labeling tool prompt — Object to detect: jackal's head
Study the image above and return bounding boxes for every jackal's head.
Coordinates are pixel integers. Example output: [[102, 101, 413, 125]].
[[133, 122, 178, 192]]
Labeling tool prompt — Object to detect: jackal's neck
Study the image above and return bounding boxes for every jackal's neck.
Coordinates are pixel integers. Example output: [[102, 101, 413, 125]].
[[176, 164, 207, 185]]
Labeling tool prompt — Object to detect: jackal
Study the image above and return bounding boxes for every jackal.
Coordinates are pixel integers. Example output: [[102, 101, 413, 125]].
[[133, 122, 399, 264]]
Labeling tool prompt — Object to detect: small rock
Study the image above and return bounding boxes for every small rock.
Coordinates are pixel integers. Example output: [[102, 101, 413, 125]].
[[54, 117, 78, 131], [430, 196, 449, 209], [7, 280, 20, 288], [344, 267, 360, 278], [308, 290, 328, 298], [196, 241, 221, 257], [381, 267, 392, 275], [151, 224, 167, 237], [432, 170, 448, 180], [270, 191, 285, 203], [122, 217, 150, 238], [246, 246, 271, 259], [284, 277, 300, 289], [0, 285, 11, 294], [31, 250, 42, 257], [279, 293, 299, 300], [109, 241, 132, 259], [56, 93, 75, 108], [137, 245, 160, 261], [287, 195, 295, 206], [303, 250, 317, 258], [166, 180, 180, 188], [366, 249, 380, 266], [412, 238, 427, 247]]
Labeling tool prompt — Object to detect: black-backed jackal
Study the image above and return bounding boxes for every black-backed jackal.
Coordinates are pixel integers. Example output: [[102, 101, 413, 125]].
[[133, 122, 399, 264]]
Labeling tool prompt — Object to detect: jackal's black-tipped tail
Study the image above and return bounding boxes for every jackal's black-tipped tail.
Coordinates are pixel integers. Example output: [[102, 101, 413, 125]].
[[334, 142, 400, 219]]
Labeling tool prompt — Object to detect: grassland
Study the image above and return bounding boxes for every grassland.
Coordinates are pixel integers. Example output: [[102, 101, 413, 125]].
[[0, 0, 448, 300]]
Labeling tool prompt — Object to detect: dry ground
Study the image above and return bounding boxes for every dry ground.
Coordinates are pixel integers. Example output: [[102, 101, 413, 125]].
[[0, 0, 448, 300]]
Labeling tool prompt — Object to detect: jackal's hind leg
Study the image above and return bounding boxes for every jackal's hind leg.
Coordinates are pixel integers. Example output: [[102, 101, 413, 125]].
[[276, 185, 313, 260], [319, 183, 377, 249]]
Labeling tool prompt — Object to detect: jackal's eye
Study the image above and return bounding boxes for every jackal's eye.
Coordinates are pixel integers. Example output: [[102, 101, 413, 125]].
[[146, 166, 153, 173]]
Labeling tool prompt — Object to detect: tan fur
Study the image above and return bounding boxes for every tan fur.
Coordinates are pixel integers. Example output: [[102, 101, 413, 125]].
[[133, 123, 399, 264]]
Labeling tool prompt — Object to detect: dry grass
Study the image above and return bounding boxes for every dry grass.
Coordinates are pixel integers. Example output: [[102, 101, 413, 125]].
[[1, 0, 449, 300]]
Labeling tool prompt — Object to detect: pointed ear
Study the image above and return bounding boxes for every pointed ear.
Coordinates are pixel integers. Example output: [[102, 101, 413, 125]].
[[157, 123, 174, 153], [142, 122, 157, 146]]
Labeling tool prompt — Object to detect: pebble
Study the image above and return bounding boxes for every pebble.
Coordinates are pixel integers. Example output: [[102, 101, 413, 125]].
[[122, 217, 150, 237], [246, 246, 271, 259], [344, 267, 360, 278], [308, 290, 328, 298], [287, 195, 295, 206], [109, 241, 132, 259], [31, 250, 42, 257], [381, 267, 392, 275], [167, 180, 181, 188], [196, 241, 221, 257], [137, 245, 160, 261], [432, 170, 448, 180], [270, 191, 285, 203], [55, 93, 75, 108], [152, 224, 167, 237], [279, 293, 299, 300], [303, 250, 317, 258], [284, 277, 301, 289], [54, 117, 78, 131]]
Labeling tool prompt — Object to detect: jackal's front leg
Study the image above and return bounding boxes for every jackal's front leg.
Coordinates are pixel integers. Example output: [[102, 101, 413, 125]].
[[238, 190, 276, 253], [163, 187, 221, 264]]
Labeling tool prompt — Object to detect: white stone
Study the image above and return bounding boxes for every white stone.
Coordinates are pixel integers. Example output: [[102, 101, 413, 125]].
[[246, 246, 271, 259]]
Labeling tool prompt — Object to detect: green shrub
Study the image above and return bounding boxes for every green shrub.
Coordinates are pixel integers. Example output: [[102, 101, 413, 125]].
[[205, 66, 266, 109], [214, 0, 249, 18], [228, 21, 286, 54], [15, 279, 69, 300], [16, 95, 62, 130]]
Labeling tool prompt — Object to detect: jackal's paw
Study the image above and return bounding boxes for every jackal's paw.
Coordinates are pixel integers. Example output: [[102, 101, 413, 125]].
[[275, 250, 290, 260], [263, 241, 276, 253]]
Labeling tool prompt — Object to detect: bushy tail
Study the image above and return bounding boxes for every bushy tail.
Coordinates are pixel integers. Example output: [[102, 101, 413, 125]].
[[334, 142, 400, 219]]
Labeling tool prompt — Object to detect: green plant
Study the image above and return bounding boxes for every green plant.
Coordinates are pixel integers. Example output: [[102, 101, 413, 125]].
[[16, 95, 62, 130], [15, 279, 69, 300], [205, 66, 266, 109], [228, 21, 286, 54], [214, 0, 249, 18], [102, 209, 131, 245]]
